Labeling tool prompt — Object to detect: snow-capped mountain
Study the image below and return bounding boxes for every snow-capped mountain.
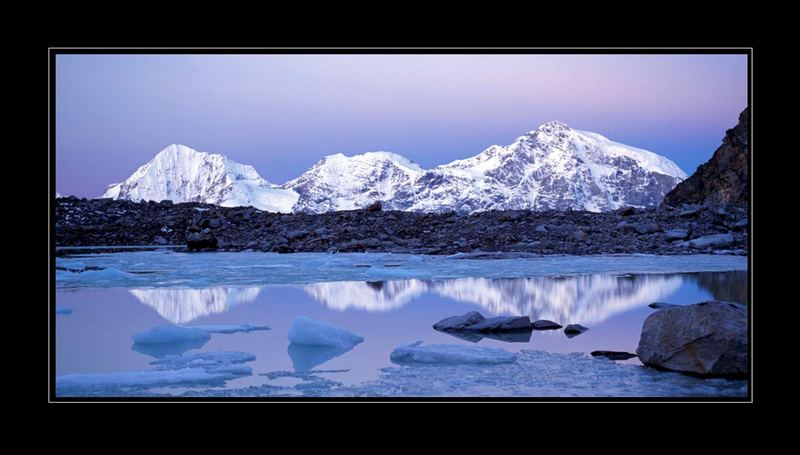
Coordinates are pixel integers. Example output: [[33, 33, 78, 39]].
[[283, 121, 685, 213], [284, 152, 423, 213], [99, 122, 686, 213], [101, 144, 298, 212], [393, 121, 686, 213]]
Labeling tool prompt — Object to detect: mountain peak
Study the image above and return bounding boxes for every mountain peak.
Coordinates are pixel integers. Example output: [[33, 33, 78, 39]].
[[538, 120, 571, 133], [101, 144, 298, 212]]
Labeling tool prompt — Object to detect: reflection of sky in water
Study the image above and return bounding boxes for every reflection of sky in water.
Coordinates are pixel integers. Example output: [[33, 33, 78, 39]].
[[56, 271, 746, 392]]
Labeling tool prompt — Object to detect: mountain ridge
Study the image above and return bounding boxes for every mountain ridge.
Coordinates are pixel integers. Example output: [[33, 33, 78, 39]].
[[100, 122, 687, 213]]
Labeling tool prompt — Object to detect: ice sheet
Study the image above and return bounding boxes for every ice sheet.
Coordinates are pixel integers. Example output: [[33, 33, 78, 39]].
[[54, 251, 747, 289], [56, 351, 254, 395]]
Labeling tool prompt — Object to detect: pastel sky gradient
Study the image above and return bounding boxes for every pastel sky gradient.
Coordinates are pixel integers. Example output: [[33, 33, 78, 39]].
[[56, 54, 747, 197]]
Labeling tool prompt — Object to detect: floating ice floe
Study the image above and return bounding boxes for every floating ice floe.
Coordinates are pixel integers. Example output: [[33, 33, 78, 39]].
[[130, 324, 269, 358], [132, 325, 211, 345], [56, 351, 254, 394], [131, 325, 211, 358], [287, 317, 364, 349], [389, 341, 518, 365], [187, 324, 270, 334], [56, 306, 73, 315]]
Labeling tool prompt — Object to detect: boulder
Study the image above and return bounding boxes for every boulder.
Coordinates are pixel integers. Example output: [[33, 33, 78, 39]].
[[433, 311, 486, 331], [636, 301, 747, 377], [616, 206, 637, 216], [633, 223, 659, 234], [532, 319, 562, 330], [285, 229, 309, 241], [469, 316, 532, 332], [563, 324, 589, 338], [683, 233, 734, 249], [591, 351, 638, 361], [366, 201, 382, 212], [663, 229, 688, 241], [186, 232, 218, 251]]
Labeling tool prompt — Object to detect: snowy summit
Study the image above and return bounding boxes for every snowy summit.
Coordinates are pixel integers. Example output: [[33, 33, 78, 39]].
[[101, 144, 299, 213], [100, 122, 686, 213]]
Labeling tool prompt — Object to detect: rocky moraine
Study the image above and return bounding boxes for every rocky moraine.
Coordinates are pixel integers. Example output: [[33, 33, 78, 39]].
[[55, 197, 747, 256]]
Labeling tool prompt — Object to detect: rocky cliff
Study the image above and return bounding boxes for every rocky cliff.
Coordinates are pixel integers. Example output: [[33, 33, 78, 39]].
[[663, 108, 749, 206]]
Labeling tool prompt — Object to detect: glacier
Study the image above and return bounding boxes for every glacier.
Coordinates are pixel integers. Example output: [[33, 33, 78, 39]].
[[287, 317, 364, 349], [97, 121, 686, 214]]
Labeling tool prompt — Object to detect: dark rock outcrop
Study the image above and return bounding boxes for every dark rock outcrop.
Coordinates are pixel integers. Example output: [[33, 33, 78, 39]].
[[433, 311, 485, 331], [591, 351, 638, 361], [532, 320, 562, 330], [636, 301, 747, 377], [663, 108, 749, 206], [433, 312, 531, 334], [563, 324, 589, 338]]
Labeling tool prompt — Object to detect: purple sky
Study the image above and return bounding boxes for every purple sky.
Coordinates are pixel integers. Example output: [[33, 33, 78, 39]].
[[56, 54, 747, 197]]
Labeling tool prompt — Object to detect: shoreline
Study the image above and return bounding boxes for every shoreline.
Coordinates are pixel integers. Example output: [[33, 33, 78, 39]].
[[55, 198, 749, 256]]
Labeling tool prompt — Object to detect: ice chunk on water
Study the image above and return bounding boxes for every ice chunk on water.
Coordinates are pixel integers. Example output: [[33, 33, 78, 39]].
[[287, 317, 364, 349], [390, 341, 518, 365], [188, 324, 270, 334], [131, 325, 211, 358], [132, 325, 211, 345], [56, 306, 73, 315], [56, 351, 254, 394]]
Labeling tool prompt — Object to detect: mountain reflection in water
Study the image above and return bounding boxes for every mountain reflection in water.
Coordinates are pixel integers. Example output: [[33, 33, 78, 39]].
[[129, 272, 746, 325]]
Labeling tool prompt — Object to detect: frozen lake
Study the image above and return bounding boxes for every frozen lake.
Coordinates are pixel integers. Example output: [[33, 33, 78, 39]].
[[54, 252, 748, 398]]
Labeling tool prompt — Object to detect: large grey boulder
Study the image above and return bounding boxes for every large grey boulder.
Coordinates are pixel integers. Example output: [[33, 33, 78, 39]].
[[433, 311, 485, 331], [636, 301, 747, 377]]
